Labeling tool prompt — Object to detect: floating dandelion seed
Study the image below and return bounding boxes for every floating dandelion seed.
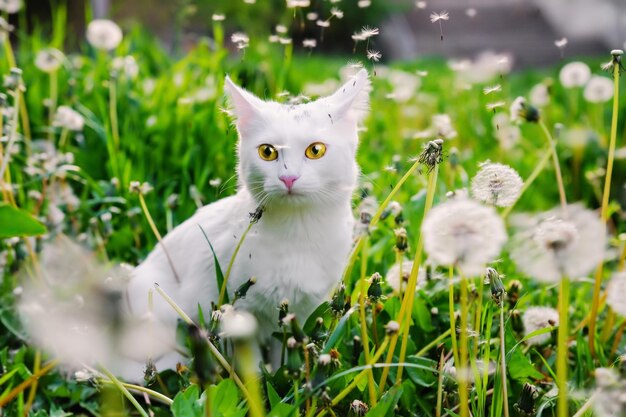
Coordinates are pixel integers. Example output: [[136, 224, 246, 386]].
[[465, 8, 477, 18], [523, 306, 559, 346], [583, 75, 613, 103], [483, 84, 501, 95], [510, 204, 606, 282], [607, 272, 626, 317], [430, 11, 449, 41], [317, 20, 330, 28], [86, 19, 123, 51], [358, 0, 371, 8], [330, 7, 344, 19], [416, 1, 427, 9], [360, 26, 380, 40], [422, 198, 507, 276], [471, 162, 523, 207], [554, 37, 568, 58], [486, 101, 506, 112], [559, 61, 591, 88], [367, 49, 382, 62], [231, 32, 250, 50], [302, 38, 317, 49], [286, 0, 310, 7], [212, 13, 225, 21], [306, 12, 318, 21]]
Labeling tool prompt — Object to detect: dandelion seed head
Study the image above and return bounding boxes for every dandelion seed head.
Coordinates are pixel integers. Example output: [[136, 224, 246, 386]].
[[559, 61, 591, 88], [607, 272, 626, 317], [219, 307, 258, 339], [529, 82, 550, 107], [231, 32, 250, 49], [510, 96, 539, 123], [523, 306, 558, 346], [53, 106, 84, 132], [471, 162, 523, 207], [35, 48, 64, 73], [111, 55, 139, 79], [583, 75, 613, 103], [385, 260, 426, 294], [510, 204, 606, 282], [593, 367, 626, 416], [422, 199, 507, 276], [0, 0, 21, 14], [430, 11, 449, 23], [86, 19, 123, 51]]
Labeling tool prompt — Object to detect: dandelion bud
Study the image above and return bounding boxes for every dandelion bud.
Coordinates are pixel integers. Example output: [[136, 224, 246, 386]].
[[144, 359, 157, 384], [312, 353, 331, 387], [329, 348, 341, 368], [486, 268, 505, 307], [510, 96, 540, 123], [448, 147, 459, 170], [506, 310, 522, 333], [285, 337, 303, 379], [278, 299, 290, 327], [507, 280, 523, 307], [310, 317, 327, 344], [283, 313, 306, 344], [350, 399, 369, 416], [3, 67, 22, 91], [385, 320, 400, 335], [418, 138, 444, 171], [330, 282, 347, 316], [128, 181, 141, 194], [367, 272, 383, 302], [513, 383, 538, 416], [394, 227, 408, 252], [166, 194, 179, 209], [233, 277, 256, 301], [349, 336, 362, 366]]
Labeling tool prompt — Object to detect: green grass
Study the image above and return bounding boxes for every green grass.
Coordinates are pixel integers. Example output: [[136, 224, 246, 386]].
[[0, 3, 625, 417]]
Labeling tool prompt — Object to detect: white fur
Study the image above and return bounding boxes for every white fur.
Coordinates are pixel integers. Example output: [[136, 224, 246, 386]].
[[125, 69, 370, 378]]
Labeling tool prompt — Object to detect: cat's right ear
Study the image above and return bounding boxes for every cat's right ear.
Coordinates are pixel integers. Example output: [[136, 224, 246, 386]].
[[224, 76, 264, 132]]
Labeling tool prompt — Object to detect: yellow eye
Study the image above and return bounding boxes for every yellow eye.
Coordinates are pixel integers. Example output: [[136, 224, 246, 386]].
[[305, 142, 327, 159], [258, 144, 278, 161]]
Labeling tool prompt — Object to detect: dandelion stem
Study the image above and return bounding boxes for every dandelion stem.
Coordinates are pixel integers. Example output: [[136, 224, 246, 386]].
[[538, 120, 567, 212], [448, 266, 460, 369], [498, 306, 510, 417], [219, 221, 255, 306], [23, 350, 41, 416], [238, 343, 266, 417], [152, 284, 251, 399], [357, 239, 377, 406], [435, 351, 445, 417], [556, 277, 570, 417], [378, 163, 437, 391], [99, 365, 150, 417], [501, 145, 552, 219], [589, 57, 621, 358], [99, 380, 173, 405], [458, 271, 470, 417], [342, 157, 422, 286], [48, 71, 58, 142], [0, 360, 60, 408], [138, 192, 181, 283]]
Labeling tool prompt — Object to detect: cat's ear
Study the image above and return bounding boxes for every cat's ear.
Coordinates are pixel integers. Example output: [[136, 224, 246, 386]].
[[224, 75, 265, 132], [326, 68, 371, 123]]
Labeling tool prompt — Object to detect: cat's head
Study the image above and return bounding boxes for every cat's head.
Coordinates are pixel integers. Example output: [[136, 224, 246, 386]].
[[225, 69, 370, 209]]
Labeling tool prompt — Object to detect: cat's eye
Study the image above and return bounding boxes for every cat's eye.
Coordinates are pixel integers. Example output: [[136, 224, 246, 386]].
[[258, 144, 278, 161], [305, 142, 327, 160]]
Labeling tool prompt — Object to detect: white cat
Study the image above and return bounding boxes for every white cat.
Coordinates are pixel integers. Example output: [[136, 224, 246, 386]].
[[125, 69, 370, 376]]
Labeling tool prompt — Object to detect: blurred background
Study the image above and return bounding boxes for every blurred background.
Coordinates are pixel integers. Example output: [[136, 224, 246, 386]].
[[23, 0, 626, 69]]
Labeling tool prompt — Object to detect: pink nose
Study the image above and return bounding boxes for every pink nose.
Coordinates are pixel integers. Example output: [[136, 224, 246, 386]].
[[279, 175, 299, 190]]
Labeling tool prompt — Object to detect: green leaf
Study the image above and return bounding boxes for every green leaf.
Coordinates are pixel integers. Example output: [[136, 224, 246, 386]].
[[365, 386, 403, 417], [0, 204, 47, 238], [322, 304, 359, 354], [210, 379, 242, 416], [171, 384, 202, 417], [198, 225, 228, 304], [267, 403, 297, 417], [405, 356, 437, 387], [266, 380, 281, 409], [508, 349, 544, 381]]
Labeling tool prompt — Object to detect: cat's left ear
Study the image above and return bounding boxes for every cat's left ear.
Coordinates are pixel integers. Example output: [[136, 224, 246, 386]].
[[325, 68, 371, 123], [224, 75, 265, 132]]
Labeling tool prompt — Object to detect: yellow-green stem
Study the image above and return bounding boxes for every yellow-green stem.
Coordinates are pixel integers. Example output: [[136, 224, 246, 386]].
[[23, 350, 41, 416], [458, 273, 470, 417], [589, 60, 620, 357], [48, 71, 58, 142], [138, 193, 181, 283], [499, 307, 510, 417], [99, 366, 150, 417], [0, 360, 59, 408], [239, 343, 266, 417], [448, 266, 460, 368], [99, 380, 173, 405], [538, 120, 567, 212], [219, 221, 254, 306], [557, 277, 570, 417], [501, 145, 552, 219], [357, 239, 377, 406]]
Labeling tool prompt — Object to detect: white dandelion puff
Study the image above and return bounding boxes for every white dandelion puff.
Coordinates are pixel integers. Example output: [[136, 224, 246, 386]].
[[554, 38, 568, 49], [0, 0, 21, 14], [358, 0, 371, 8], [422, 199, 507, 276], [366, 49, 382, 62], [286, 0, 310, 7], [523, 306, 559, 346], [231, 32, 250, 50], [86, 19, 123, 51], [35, 48, 64, 73], [529, 83, 550, 107], [317, 20, 331, 28], [509, 204, 606, 282], [330, 7, 343, 19], [471, 162, 523, 207], [212, 14, 225, 22], [385, 260, 426, 294], [486, 101, 506, 112], [583, 75, 613, 103], [219, 307, 258, 339], [302, 38, 317, 49], [53, 106, 85, 132], [593, 367, 626, 417], [607, 272, 626, 317], [559, 61, 591, 88], [432, 114, 457, 139]]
